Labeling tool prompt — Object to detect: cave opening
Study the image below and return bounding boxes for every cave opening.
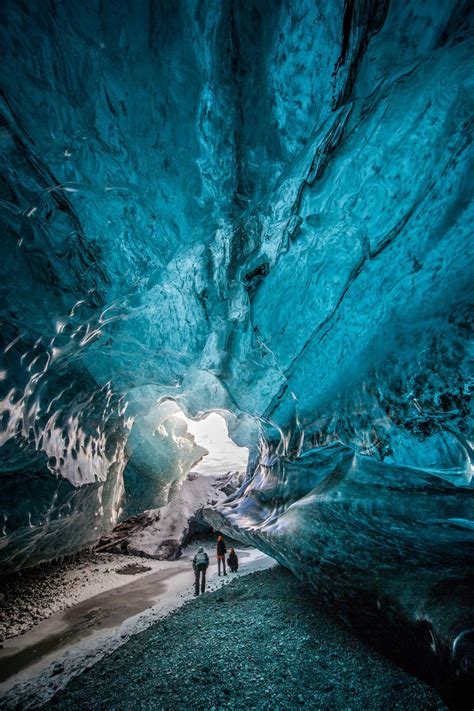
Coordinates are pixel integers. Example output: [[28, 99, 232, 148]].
[[175, 411, 250, 476]]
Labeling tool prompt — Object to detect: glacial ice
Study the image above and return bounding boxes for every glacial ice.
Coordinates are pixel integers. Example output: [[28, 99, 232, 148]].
[[0, 0, 472, 697], [99, 471, 242, 560]]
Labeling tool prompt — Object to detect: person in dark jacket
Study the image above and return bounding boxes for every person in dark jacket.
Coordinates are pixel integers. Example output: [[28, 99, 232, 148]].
[[216, 535, 227, 576], [227, 548, 238, 573], [192, 546, 209, 595]]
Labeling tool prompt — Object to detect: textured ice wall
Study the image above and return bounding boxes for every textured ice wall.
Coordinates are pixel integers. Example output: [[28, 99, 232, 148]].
[[0, 0, 472, 608], [122, 407, 208, 517]]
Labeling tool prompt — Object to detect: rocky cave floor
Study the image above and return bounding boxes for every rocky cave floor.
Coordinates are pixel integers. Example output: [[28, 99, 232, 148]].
[[40, 566, 445, 711]]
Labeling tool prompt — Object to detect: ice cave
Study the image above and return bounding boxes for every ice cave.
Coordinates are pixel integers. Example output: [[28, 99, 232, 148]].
[[0, 0, 472, 708]]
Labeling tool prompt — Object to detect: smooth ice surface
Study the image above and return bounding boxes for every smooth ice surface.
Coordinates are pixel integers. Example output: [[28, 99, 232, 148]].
[[0, 0, 472, 683]]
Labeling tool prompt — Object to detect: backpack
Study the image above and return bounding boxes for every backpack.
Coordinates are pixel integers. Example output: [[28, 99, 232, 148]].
[[195, 550, 208, 566]]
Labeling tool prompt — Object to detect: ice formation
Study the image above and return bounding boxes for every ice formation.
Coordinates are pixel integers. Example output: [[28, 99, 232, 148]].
[[98, 471, 242, 560], [0, 0, 472, 697]]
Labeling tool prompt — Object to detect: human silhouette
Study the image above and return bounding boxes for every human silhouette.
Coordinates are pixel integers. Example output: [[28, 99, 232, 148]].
[[228, 547, 238, 572], [192, 546, 209, 595], [216, 535, 227, 576]]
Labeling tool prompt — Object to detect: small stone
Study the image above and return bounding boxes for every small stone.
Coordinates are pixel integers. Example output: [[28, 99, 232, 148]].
[[51, 662, 64, 676]]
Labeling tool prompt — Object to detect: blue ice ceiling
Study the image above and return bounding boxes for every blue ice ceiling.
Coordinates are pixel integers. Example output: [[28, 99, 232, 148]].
[[0, 0, 472, 666]]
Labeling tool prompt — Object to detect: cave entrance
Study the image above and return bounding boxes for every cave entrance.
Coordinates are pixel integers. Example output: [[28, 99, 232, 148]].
[[176, 411, 249, 475]]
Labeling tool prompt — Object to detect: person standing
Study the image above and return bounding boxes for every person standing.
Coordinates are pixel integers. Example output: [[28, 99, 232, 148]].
[[227, 547, 239, 572], [193, 546, 209, 595], [216, 535, 227, 576]]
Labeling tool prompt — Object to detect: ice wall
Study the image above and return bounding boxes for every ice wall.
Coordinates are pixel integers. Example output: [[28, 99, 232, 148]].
[[0, 1, 472, 669]]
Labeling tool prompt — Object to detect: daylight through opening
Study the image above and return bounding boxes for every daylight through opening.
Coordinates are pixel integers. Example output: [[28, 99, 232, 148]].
[[175, 412, 249, 476]]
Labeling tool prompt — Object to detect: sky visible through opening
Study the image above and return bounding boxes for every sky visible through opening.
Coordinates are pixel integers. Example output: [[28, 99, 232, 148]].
[[177, 412, 249, 475]]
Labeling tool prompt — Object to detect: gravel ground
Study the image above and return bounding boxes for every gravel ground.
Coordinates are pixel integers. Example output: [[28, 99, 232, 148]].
[[44, 566, 445, 711]]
